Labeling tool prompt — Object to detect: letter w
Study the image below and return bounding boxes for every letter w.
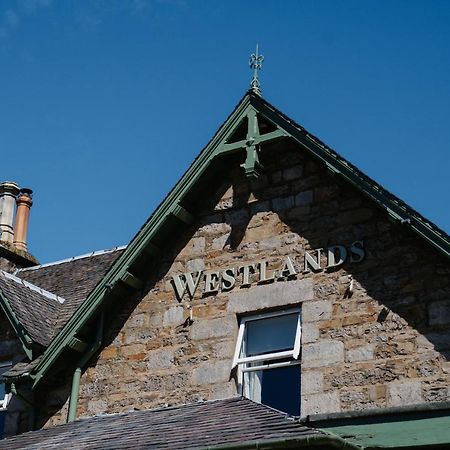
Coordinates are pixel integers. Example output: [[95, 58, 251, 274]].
[[172, 271, 203, 300]]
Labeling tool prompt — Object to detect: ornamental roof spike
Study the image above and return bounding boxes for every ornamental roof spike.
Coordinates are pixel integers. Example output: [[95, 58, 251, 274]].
[[249, 44, 264, 95]]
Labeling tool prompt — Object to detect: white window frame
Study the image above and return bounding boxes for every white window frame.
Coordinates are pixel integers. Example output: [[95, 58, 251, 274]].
[[232, 308, 302, 370], [0, 362, 11, 410]]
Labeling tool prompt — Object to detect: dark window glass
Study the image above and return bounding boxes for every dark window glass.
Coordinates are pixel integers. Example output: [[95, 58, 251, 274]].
[[244, 313, 298, 357]]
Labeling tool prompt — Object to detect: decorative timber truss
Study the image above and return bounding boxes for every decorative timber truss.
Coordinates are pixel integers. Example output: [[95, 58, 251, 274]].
[[1, 89, 449, 397]]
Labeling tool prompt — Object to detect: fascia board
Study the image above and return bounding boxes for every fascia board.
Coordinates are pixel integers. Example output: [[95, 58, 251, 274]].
[[0, 290, 33, 360], [32, 91, 450, 386], [30, 93, 254, 386]]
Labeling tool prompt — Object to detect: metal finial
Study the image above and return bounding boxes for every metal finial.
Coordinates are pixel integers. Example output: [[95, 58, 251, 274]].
[[249, 44, 264, 94]]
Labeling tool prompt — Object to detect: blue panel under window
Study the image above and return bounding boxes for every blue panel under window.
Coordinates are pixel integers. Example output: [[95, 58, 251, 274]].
[[259, 365, 300, 416], [244, 365, 300, 416]]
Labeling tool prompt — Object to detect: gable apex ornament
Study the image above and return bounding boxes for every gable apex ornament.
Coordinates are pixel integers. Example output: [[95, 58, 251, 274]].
[[249, 44, 264, 95]]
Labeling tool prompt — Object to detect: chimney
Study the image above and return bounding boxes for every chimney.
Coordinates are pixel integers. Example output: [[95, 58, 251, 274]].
[[0, 181, 20, 244], [13, 189, 33, 252]]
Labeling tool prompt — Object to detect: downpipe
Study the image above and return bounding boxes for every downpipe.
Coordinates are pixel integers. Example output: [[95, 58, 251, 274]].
[[67, 312, 104, 423]]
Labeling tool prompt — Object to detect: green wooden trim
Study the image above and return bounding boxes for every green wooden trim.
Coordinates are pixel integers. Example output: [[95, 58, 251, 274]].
[[319, 414, 450, 448], [119, 271, 144, 290], [29, 90, 450, 387], [30, 93, 256, 386], [201, 433, 362, 449], [0, 290, 33, 360], [68, 337, 88, 353], [171, 204, 195, 224]]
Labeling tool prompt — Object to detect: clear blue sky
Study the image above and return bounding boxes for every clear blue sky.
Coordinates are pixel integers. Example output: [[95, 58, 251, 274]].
[[0, 0, 449, 263]]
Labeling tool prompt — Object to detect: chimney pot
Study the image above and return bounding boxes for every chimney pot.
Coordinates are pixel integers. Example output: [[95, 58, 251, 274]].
[[0, 182, 20, 244], [13, 188, 33, 252]]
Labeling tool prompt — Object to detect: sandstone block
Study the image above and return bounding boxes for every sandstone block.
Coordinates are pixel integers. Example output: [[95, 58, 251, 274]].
[[198, 222, 230, 235], [301, 391, 340, 415], [295, 190, 313, 206], [272, 196, 295, 211], [336, 208, 372, 225], [259, 236, 283, 250], [211, 234, 230, 250], [302, 300, 332, 322], [302, 370, 323, 394], [147, 349, 174, 371], [428, 301, 450, 326], [163, 306, 184, 326], [283, 165, 303, 181], [121, 344, 145, 357], [181, 237, 206, 257], [369, 384, 386, 402], [301, 323, 319, 344], [388, 380, 423, 406], [186, 258, 205, 272], [224, 209, 249, 226], [211, 381, 236, 400], [302, 340, 344, 368], [190, 316, 237, 341], [250, 200, 270, 215], [191, 360, 230, 385], [87, 399, 107, 414], [127, 313, 149, 328], [346, 345, 374, 362], [101, 346, 118, 360], [228, 279, 313, 314], [212, 340, 235, 358]]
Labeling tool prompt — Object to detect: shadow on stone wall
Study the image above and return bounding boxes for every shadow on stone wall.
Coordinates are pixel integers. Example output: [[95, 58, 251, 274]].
[[31, 140, 450, 428]]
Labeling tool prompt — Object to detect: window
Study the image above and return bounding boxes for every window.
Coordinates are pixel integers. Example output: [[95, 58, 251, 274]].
[[232, 309, 301, 416], [0, 362, 11, 438]]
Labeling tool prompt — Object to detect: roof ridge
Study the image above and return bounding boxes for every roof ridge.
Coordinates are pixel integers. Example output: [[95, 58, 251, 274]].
[[15, 245, 127, 273], [0, 271, 66, 304]]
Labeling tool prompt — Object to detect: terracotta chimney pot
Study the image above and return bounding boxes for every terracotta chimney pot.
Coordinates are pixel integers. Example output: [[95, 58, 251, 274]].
[[13, 189, 33, 252], [0, 182, 20, 244]]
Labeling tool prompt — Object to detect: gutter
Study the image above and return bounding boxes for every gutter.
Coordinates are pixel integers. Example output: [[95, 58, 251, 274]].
[[67, 312, 104, 423], [302, 400, 450, 426], [200, 433, 363, 449]]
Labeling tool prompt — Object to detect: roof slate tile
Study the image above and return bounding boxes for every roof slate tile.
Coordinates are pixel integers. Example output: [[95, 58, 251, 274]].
[[0, 397, 323, 450], [0, 248, 124, 349]]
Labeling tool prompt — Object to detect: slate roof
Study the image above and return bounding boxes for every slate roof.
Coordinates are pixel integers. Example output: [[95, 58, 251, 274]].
[[0, 397, 326, 450], [0, 271, 62, 347], [0, 247, 125, 348]]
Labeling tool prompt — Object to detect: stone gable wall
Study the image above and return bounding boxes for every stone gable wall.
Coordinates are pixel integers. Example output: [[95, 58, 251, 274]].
[[42, 140, 450, 426]]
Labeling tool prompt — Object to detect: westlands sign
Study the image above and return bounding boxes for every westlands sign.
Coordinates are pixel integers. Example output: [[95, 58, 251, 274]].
[[172, 241, 365, 300]]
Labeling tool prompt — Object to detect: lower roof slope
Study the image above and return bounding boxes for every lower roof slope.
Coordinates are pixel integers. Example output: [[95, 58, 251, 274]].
[[0, 247, 125, 348], [0, 397, 334, 450], [0, 271, 61, 347], [16, 246, 125, 325]]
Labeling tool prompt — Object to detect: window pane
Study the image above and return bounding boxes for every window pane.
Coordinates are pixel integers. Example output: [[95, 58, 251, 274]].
[[245, 313, 298, 357], [244, 365, 300, 416]]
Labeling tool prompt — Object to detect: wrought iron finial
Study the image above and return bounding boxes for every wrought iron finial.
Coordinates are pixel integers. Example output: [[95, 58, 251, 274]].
[[249, 44, 264, 94]]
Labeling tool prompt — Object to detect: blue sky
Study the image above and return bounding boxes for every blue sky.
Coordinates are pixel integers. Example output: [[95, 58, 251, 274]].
[[0, 0, 449, 263]]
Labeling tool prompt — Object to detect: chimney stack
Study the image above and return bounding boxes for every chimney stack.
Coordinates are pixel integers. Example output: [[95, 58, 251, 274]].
[[13, 189, 33, 252], [0, 182, 20, 244]]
